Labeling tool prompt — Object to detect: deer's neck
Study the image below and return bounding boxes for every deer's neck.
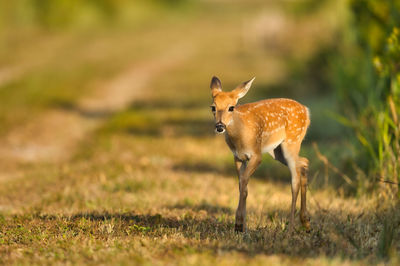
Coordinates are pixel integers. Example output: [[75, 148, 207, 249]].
[[225, 111, 244, 139]]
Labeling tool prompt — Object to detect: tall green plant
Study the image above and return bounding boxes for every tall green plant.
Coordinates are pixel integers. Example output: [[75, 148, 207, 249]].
[[373, 28, 400, 192], [333, 0, 400, 195]]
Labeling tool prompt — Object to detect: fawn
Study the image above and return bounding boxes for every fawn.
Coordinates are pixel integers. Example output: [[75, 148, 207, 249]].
[[209, 76, 311, 233]]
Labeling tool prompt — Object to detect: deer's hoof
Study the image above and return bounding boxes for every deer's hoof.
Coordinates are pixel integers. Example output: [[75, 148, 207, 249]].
[[234, 224, 245, 233], [300, 214, 311, 233]]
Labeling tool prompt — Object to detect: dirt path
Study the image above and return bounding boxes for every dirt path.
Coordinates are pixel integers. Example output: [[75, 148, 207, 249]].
[[0, 4, 334, 170], [0, 45, 192, 166]]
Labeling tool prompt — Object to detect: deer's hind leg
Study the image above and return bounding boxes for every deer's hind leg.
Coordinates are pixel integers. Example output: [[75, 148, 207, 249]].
[[281, 142, 301, 233], [298, 156, 310, 232], [281, 141, 310, 233]]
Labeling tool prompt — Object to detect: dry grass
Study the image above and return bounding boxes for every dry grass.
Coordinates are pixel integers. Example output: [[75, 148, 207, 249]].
[[1, 133, 399, 265]]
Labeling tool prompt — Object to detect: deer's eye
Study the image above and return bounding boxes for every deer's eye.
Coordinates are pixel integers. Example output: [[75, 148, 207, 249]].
[[211, 106, 216, 112], [228, 106, 235, 112]]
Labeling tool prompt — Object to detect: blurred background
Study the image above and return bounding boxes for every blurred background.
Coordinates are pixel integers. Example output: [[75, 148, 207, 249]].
[[0, 0, 400, 263], [1, 0, 398, 194]]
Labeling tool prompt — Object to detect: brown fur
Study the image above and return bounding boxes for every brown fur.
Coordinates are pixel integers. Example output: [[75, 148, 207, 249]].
[[210, 76, 311, 233]]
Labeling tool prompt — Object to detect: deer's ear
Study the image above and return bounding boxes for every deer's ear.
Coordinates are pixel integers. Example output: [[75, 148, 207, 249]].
[[234, 77, 255, 99], [210, 76, 222, 97]]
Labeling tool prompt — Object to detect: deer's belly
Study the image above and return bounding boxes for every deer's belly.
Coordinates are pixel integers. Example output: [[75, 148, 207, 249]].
[[261, 139, 283, 155], [261, 131, 285, 157]]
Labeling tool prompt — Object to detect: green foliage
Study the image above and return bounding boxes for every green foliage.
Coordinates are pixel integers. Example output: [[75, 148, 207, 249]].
[[377, 218, 396, 259], [332, 0, 400, 195], [0, 0, 193, 30]]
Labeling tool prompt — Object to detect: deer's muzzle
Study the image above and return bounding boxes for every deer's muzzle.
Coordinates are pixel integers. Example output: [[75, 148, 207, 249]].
[[215, 122, 226, 134]]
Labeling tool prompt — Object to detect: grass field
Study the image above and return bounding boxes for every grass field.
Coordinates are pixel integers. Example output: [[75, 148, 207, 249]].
[[0, 0, 399, 265]]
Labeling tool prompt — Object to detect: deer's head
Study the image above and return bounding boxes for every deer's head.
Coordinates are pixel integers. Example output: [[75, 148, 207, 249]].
[[210, 76, 255, 134]]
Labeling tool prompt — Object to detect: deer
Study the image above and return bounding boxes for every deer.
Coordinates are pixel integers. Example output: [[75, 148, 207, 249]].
[[209, 76, 311, 233]]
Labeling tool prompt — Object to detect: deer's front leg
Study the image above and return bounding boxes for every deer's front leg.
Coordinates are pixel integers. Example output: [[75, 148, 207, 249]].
[[235, 154, 261, 233], [234, 157, 246, 188]]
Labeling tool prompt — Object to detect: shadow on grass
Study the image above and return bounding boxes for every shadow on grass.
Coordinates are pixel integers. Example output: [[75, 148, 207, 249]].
[[49, 99, 115, 119], [35, 210, 233, 236], [110, 117, 214, 137], [129, 98, 208, 111], [167, 201, 233, 215], [26, 201, 399, 260], [52, 98, 215, 137]]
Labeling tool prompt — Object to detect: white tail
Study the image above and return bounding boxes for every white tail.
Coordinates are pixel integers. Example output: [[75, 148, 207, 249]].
[[210, 76, 311, 233]]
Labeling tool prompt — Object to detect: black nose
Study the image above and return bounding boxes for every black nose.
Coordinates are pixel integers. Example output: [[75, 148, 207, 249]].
[[215, 122, 226, 132]]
